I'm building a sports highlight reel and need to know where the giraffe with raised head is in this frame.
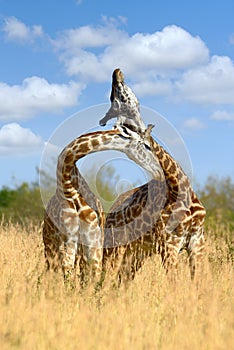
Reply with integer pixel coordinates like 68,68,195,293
99,70,206,283
42,126,163,285
99,68,151,136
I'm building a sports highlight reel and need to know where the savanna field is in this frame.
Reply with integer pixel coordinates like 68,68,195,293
0,220,233,350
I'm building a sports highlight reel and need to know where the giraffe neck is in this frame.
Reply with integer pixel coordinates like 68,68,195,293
150,137,192,202
56,129,163,202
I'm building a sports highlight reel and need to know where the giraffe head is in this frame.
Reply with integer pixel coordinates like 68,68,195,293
116,124,164,181
112,68,125,88
99,68,147,136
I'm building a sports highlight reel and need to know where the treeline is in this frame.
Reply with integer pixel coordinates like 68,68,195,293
0,173,234,229
0,182,44,225
196,175,234,227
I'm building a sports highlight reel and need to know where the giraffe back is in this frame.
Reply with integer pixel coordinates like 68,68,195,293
104,179,168,248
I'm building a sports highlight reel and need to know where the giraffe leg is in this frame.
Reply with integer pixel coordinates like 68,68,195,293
188,229,205,280
78,219,104,286
81,246,103,285
59,236,78,280
102,246,127,288
120,249,137,284
112,246,127,286
42,221,61,272
44,241,60,272
55,208,80,282
161,240,180,280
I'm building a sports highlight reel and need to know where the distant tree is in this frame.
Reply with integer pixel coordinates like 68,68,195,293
197,175,234,225
0,182,44,225
38,161,128,212
83,165,137,212
37,162,57,205
3,167,233,230
0,163,134,226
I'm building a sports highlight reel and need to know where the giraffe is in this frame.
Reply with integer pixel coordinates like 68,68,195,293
42,164,104,285
42,126,164,285
102,124,206,285
98,69,206,283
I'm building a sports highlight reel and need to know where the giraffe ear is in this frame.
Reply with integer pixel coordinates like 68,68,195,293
147,123,155,131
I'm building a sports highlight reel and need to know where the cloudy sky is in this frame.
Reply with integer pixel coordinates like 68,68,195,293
0,0,234,189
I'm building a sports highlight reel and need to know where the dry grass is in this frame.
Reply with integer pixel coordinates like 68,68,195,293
0,221,233,350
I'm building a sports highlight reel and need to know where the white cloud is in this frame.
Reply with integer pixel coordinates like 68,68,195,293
183,118,205,130
0,123,44,155
53,20,234,106
0,77,85,121
132,79,173,97
210,110,234,121
110,25,208,72
3,17,234,108
175,56,234,104
54,24,209,83
54,22,126,51
2,16,43,43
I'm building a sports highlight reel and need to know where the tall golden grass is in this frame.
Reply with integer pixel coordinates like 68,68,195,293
0,221,233,350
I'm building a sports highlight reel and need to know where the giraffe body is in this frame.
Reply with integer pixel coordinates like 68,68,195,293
42,128,163,284
102,130,206,284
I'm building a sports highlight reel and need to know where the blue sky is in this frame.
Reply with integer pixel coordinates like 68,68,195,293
0,0,234,190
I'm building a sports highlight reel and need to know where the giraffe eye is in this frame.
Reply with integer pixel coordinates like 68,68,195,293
144,143,151,151
119,126,131,138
